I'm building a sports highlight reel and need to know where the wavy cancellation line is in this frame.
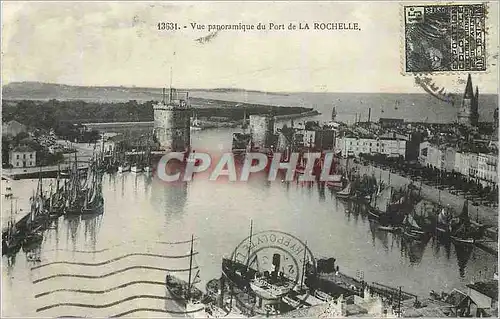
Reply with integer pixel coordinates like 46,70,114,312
32,265,199,284
35,280,165,298
36,294,204,313
32,252,199,270
54,307,206,318
43,238,199,254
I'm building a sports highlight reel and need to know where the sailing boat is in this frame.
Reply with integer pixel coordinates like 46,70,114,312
131,149,143,173
2,200,21,256
402,211,425,239
450,201,483,244
165,235,204,311
436,207,453,234
336,179,353,199
23,195,44,250
66,155,86,215
81,160,104,215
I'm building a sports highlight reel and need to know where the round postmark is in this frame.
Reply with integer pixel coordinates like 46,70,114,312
413,74,461,106
222,230,316,316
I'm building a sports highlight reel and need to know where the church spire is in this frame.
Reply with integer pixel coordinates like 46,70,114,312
463,74,474,99
475,86,479,99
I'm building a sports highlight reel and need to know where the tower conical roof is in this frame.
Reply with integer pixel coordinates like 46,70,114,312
463,74,474,99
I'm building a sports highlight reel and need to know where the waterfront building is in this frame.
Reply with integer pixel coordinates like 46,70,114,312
249,114,275,150
9,145,36,168
421,141,498,187
477,153,498,187
466,280,498,317
153,88,191,152
2,120,27,137
454,151,471,176
457,74,479,126
336,136,406,158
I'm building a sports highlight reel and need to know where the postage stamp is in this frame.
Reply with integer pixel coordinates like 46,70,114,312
404,3,487,73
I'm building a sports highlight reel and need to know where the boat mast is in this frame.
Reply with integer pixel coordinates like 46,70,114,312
187,234,194,300
246,220,253,271
300,240,308,290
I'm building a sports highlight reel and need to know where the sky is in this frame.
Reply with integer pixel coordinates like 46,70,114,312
1,1,499,93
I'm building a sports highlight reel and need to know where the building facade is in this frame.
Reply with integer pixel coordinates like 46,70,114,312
422,142,498,187
336,136,406,158
477,153,498,187
9,146,36,168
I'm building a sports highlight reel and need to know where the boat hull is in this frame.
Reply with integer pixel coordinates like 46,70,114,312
450,236,475,244
81,199,104,215
131,166,143,173
165,274,204,310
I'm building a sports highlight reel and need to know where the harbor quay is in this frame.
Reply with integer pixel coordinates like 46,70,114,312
346,160,499,231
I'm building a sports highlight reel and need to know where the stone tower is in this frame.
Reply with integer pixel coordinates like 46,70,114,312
153,88,191,152
249,114,275,150
457,74,479,126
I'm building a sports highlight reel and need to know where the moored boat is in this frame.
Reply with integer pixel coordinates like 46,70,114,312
131,165,143,173
336,181,353,199
118,164,131,173
165,235,205,311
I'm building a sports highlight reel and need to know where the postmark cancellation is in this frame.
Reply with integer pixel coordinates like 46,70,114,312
404,3,487,73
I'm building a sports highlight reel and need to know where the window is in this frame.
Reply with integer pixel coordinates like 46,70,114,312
30,161,33,166
30,154,33,159
16,162,19,166
23,154,26,159
16,154,19,159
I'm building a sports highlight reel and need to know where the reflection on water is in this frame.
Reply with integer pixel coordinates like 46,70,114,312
454,242,474,279
401,235,431,265
1,152,497,316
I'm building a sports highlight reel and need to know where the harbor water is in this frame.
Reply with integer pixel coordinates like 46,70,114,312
2,128,497,317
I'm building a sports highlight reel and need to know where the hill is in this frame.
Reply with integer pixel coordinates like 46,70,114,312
2,82,288,102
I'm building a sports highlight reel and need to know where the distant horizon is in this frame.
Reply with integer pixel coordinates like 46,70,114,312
3,80,499,96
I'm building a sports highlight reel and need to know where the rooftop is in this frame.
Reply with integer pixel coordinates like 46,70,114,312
11,145,35,153
467,280,498,300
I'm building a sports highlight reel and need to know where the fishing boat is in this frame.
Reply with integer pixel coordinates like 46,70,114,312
165,235,205,311
449,201,483,244
2,201,21,256
118,163,131,173
65,159,85,215
378,225,401,232
22,199,44,250
47,167,66,218
336,181,353,199
81,161,104,215
131,164,143,173
436,208,453,234
368,185,392,219
325,174,343,190
402,213,425,238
